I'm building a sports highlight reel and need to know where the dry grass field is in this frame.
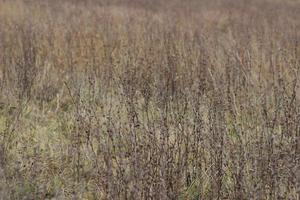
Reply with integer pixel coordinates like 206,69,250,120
0,0,299,199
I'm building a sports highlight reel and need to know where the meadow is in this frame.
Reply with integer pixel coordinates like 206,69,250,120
0,0,299,199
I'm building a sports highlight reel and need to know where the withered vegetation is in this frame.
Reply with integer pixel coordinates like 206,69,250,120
0,0,299,199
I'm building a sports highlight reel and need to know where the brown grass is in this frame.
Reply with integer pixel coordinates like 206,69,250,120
0,0,299,199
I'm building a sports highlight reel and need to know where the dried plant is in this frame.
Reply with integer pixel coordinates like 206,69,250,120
0,0,299,199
